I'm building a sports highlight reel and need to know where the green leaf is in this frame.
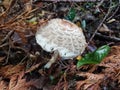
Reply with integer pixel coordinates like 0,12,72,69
26,17,37,25
65,8,76,21
77,45,110,68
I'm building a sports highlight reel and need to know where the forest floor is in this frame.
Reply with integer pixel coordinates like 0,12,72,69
0,0,120,90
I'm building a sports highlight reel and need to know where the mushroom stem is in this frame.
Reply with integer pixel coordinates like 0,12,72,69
44,50,59,69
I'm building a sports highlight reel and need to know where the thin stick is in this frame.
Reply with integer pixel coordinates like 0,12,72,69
96,32,120,42
96,0,105,8
1,30,14,44
107,4,120,21
87,0,113,45
3,39,11,65
0,0,14,17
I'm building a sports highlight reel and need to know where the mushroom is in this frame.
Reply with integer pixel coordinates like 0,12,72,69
35,18,86,68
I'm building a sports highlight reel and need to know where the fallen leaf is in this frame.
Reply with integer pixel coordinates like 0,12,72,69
76,73,104,90
77,45,110,67
25,63,41,73
2,0,11,9
0,80,8,90
8,72,48,90
0,64,25,78
107,19,116,23
76,46,120,89
65,8,76,21
0,56,6,63
99,24,113,32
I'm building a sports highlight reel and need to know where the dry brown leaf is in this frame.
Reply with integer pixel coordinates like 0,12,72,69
25,3,32,13
76,46,120,89
25,63,41,73
109,46,120,55
2,0,12,9
107,19,116,23
86,84,101,90
0,0,37,44
0,64,25,78
99,24,113,32
8,72,47,90
100,46,120,71
8,72,28,90
0,56,6,63
76,73,104,90
99,46,120,88
0,80,8,90
16,32,27,43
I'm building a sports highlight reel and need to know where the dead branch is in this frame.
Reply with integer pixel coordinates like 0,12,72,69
96,32,120,42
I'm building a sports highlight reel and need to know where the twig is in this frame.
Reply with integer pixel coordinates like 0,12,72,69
87,0,113,45
0,0,14,17
54,68,69,90
107,4,120,21
95,32,120,42
96,0,105,8
0,30,14,44
0,42,9,48
20,53,29,64
3,39,11,65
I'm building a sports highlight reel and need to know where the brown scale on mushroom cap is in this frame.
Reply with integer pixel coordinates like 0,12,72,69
36,18,87,59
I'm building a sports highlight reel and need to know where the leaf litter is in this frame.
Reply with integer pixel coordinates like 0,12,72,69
0,0,120,90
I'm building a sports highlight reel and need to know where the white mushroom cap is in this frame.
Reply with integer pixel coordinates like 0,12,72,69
35,18,86,59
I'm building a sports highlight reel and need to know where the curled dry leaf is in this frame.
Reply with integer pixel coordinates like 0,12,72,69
98,24,113,33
